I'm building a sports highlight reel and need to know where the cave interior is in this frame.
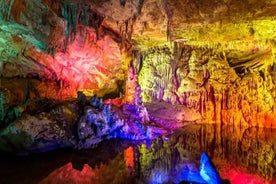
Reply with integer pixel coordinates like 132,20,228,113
0,0,276,183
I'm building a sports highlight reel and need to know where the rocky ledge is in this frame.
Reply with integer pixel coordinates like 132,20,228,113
0,93,169,155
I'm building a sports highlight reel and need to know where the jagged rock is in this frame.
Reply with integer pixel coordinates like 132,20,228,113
0,0,127,99
0,94,166,154
0,112,76,154
136,41,276,127
77,104,124,149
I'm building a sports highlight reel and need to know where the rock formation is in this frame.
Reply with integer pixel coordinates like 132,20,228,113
1,0,276,128
0,2,276,184
0,0,276,152
0,93,173,154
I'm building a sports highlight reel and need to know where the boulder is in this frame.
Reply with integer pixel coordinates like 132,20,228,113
0,113,75,155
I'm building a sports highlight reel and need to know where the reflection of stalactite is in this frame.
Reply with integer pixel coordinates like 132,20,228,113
124,146,135,176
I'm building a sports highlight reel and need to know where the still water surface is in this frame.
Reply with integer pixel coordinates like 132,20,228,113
0,124,275,184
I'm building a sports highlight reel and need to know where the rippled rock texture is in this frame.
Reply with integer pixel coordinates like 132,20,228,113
0,0,135,99
138,42,276,127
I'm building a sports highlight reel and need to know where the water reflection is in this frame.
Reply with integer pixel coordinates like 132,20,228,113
0,124,275,184
137,124,276,183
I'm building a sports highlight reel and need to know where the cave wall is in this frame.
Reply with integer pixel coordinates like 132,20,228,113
132,0,276,128
137,41,276,127
1,0,276,127
0,0,142,100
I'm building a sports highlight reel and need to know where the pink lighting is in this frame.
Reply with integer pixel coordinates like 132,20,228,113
25,25,126,99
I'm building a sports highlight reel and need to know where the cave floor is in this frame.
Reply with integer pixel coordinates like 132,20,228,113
146,101,202,130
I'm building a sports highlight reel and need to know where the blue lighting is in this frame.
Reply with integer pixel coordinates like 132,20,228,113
150,170,169,184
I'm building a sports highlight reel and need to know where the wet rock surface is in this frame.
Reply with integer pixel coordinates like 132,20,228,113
0,94,170,154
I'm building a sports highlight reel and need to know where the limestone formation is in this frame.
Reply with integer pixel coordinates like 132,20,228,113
0,2,276,184
0,94,170,154
0,0,276,151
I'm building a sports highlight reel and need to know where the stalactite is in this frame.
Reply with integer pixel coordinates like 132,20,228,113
119,0,126,7
137,42,275,126
0,90,5,122
60,3,104,47
163,0,173,41
60,2,79,45
0,0,14,20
